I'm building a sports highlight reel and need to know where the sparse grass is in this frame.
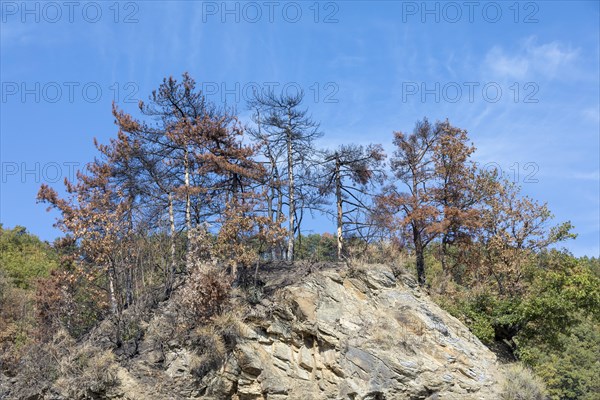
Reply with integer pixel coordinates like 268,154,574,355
55,342,119,398
8,331,67,396
188,310,247,378
345,240,408,266
188,325,227,377
500,363,548,400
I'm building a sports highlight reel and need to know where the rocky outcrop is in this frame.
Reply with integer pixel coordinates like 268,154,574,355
2,263,505,399
195,263,503,399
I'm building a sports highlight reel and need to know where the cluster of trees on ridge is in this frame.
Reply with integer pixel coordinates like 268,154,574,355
37,73,575,303
2,73,599,399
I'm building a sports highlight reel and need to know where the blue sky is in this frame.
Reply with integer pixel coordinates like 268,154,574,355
1,1,599,256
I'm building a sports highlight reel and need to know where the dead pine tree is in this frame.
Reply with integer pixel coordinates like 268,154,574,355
248,90,321,261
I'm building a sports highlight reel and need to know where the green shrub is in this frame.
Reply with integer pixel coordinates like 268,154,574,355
0,225,58,288
469,313,496,344
434,251,600,399
519,317,600,400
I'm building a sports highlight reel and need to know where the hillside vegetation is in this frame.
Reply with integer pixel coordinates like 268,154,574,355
1,73,598,399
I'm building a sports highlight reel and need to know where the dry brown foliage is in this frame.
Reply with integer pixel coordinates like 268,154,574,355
54,339,119,398
178,265,233,327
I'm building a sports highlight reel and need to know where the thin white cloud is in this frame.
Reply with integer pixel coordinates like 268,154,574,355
328,55,366,69
485,47,529,79
581,106,600,124
571,170,600,181
485,37,579,79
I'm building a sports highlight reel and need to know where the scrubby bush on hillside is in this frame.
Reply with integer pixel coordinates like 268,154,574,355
9,329,75,398
178,265,232,326
521,316,600,400
0,270,36,372
55,342,119,399
0,225,58,288
433,250,600,400
501,363,548,400
188,311,245,378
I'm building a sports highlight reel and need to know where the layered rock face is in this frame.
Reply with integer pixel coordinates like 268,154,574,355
2,263,504,399
198,264,503,399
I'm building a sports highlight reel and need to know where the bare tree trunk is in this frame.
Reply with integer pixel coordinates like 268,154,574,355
108,265,119,315
410,175,427,287
441,234,448,273
276,185,284,259
167,192,176,293
124,194,134,307
267,179,277,260
286,130,295,261
297,224,302,258
184,148,193,270
107,265,123,346
126,268,133,307
413,226,426,287
231,262,238,281
335,155,343,260
415,245,426,287
141,262,146,288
